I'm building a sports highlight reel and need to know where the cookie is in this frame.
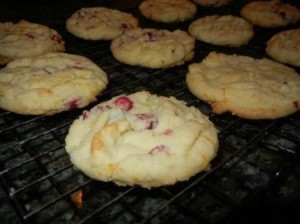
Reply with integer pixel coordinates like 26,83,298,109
240,0,300,28
139,0,197,23
0,53,108,115
65,91,218,188
186,52,300,119
0,20,65,65
193,0,232,7
66,7,139,40
110,28,195,68
188,15,254,47
266,28,300,67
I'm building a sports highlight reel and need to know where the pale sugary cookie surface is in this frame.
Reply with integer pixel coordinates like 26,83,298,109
186,52,300,119
0,20,65,64
266,28,300,67
240,0,300,28
139,0,197,23
188,15,254,47
66,7,139,40
65,91,218,188
0,53,108,115
193,0,232,7
110,28,195,68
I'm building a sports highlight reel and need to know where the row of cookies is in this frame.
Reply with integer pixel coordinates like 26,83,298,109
0,0,299,189
0,0,300,119
65,0,299,189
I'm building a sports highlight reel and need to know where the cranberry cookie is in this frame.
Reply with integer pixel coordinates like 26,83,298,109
0,53,108,115
188,15,254,47
66,7,139,40
110,28,195,68
240,0,300,28
139,0,197,23
65,91,218,188
186,52,300,119
266,28,300,67
0,20,65,65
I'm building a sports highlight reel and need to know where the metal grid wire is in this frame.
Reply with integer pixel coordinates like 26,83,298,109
1,0,300,223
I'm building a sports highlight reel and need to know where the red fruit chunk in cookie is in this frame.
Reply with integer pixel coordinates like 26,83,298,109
149,145,170,155
65,98,81,109
82,111,89,120
163,129,173,135
145,32,154,41
51,34,63,44
114,96,133,111
137,114,158,129
25,32,35,39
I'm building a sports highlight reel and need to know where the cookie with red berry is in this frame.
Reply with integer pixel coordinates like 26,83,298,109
188,15,254,47
240,0,300,28
65,91,218,188
0,52,108,115
110,28,195,68
139,0,197,23
0,20,65,65
66,7,139,40
186,52,300,119
266,28,300,67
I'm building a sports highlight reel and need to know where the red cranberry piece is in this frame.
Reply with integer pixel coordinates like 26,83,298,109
145,32,154,41
65,98,80,110
82,111,89,120
137,114,158,130
163,129,173,135
51,34,63,43
149,145,169,155
25,33,34,39
114,96,133,111
121,23,128,29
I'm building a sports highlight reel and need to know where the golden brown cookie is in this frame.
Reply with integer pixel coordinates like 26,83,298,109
186,52,300,119
0,20,65,65
240,0,300,28
266,28,300,67
66,7,139,40
139,0,197,23
0,53,108,115
65,91,219,188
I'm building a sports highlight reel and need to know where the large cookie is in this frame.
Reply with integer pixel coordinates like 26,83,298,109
0,53,108,115
186,52,300,119
66,7,139,40
0,20,65,65
240,0,300,28
65,91,219,188
110,28,195,68
139,0,197,23
266,28,300,67
188,15,254,47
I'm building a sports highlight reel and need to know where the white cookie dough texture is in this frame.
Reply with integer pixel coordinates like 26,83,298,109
65,91,219,188
240,0,300,28
66,7,139,40
266,28,300,67
193,0,232,7
139,0,197,23
186,52,300,119
0,53,108,115
111,28,195,68
188,15,254,47
0,20,65,65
